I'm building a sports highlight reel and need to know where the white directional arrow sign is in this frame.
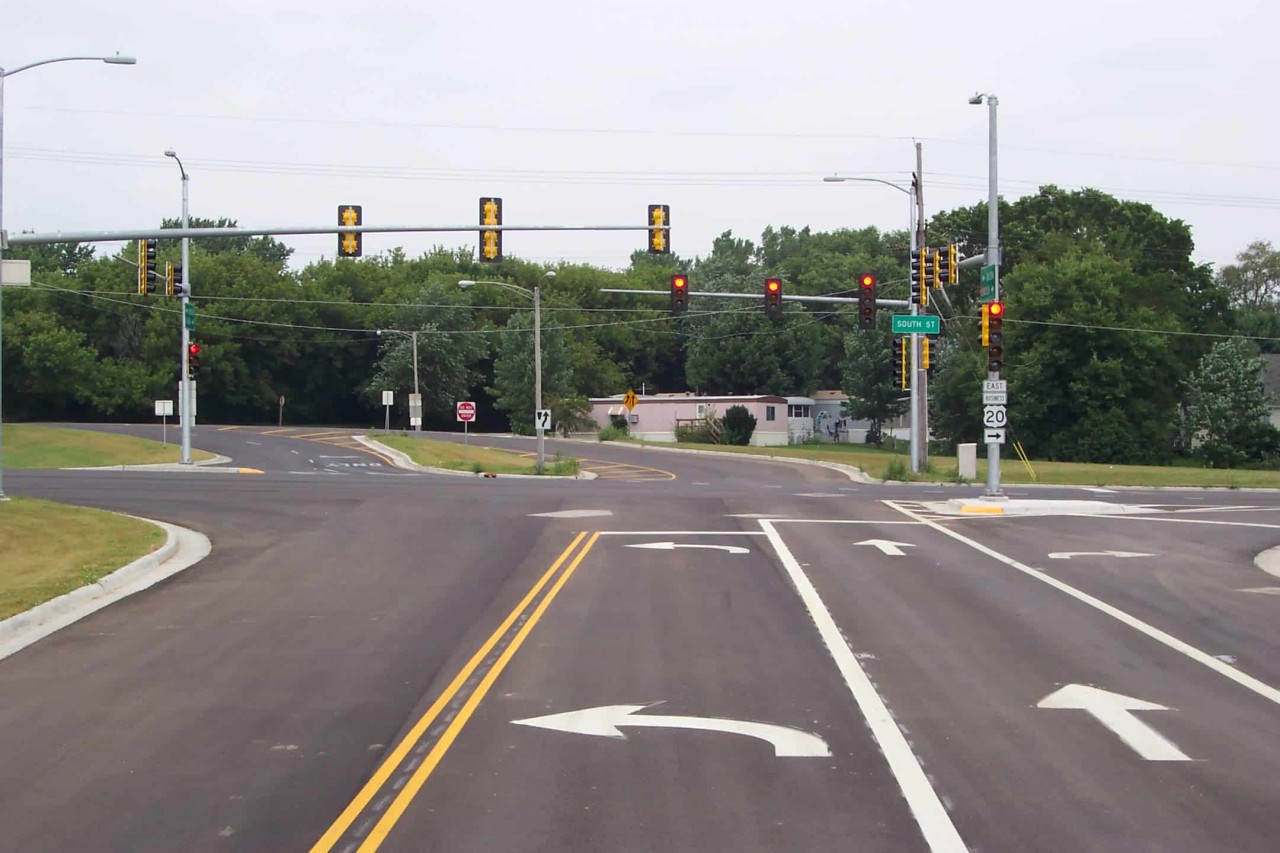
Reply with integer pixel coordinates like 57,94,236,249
626,542,749,555
854,539,915,557
512,704,830,757
1037,684,1190,761
1047,550,1155,560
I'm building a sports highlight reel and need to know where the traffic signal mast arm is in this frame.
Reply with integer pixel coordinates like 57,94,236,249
599,288,913,307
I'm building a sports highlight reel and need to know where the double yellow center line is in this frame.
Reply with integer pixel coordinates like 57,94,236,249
311,531,600,852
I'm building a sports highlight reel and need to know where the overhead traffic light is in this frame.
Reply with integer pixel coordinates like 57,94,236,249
338,205,363,258
986,301,1005,374
857,273,877,330
166,262,185,297
670,273,689,314
137,239,157,294
930,249,942,289
937,244,957,285
921,336,931,370
647,204,670,254
909,249,928,306
891,335,907,389
478,197,502,262
187,343,201,379
764,277,783,319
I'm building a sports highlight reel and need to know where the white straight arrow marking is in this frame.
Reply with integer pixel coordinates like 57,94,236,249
512,704,829,757
855,539,915,556
1037,684,1190,761
626,542,749,555
1047,550,1155,560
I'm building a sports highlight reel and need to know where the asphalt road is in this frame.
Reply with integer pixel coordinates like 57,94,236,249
2,425,1278,851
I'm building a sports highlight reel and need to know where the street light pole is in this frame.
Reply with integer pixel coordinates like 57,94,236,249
458,272,553,470
165,149,192,464
971,92,1002,496
823,172,923,470
0,53,136,500
377,329,421,431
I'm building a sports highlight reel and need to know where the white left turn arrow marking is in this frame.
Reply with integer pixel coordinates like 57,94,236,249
1038,684,1190,761
512,703,830,757
626,542,749,555
854,539,915,556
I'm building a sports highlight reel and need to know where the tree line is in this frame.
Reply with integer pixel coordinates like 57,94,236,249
4,187,1278,467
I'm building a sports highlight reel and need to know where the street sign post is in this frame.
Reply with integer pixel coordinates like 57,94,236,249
891,314,940,335
382,390,393,431
457,400,476,456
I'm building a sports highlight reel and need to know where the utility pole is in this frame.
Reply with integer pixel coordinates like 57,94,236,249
913,142,928,474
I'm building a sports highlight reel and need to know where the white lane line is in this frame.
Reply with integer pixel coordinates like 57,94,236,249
596,530,766,536
759,520,968,852
1079,514,1280,530
886,502,1280,708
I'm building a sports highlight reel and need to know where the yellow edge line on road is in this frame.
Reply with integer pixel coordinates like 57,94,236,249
217,426,240,432
309,531,590,853
237,468,264,474
960,506,1004,514
260,427,296,435
359,531,601,851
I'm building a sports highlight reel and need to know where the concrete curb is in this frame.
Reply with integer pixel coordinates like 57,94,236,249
934,498,1163,517
63,453,260,473
0,517,213,662
581,440,880,484
355,436,597,480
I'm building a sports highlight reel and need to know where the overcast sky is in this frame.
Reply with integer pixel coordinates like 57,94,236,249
4,0,1278,276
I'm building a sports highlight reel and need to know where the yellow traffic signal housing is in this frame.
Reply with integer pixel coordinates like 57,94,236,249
479,197,503,262
648,204,670,254
338,205,363,257
930,249,942,289
943,243,958,284
921,336,931,369
137,240,149,294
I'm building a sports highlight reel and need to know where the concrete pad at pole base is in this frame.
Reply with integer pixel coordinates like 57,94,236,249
936,499,1160,517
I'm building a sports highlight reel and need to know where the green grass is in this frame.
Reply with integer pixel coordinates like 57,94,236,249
3,424,215,468
618,437,1280,488
378,434,580,476
0,497,166,620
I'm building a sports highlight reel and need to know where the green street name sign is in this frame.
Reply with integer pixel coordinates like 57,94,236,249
891,314,940,335
980,264,997,301
184,302,196,331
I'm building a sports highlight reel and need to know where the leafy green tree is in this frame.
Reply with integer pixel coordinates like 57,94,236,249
487,311,572,434
1006,248,1184,463
840,316,907,443
1218,241,1280,310
1182,338,1279,467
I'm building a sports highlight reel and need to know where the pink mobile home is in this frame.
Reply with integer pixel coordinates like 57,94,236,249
589,393,799,446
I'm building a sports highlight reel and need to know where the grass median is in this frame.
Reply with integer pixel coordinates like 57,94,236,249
0,497,166,621
377,434,580,476
4,423,215,468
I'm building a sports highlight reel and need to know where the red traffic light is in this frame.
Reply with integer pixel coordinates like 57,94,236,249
988,301,1004,317
766,278,781,294
673,275,687,291
860,274,876,289
188,343,201,355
